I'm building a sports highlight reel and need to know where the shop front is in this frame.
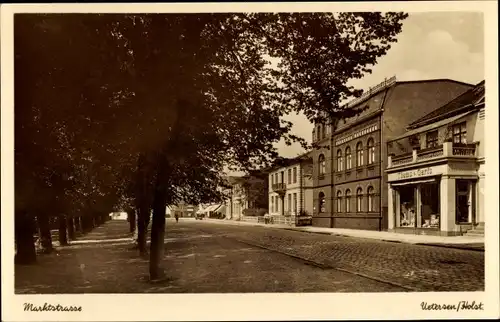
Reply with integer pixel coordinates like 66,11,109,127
387,163,479,236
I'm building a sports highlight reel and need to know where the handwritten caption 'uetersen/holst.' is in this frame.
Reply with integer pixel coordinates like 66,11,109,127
421,301,484,312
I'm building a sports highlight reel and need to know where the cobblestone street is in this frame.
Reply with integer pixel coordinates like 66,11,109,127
16,219,484,293
193,220,485,292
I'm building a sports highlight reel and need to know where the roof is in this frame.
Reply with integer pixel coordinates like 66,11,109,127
388,110,476,142
408,80,485,129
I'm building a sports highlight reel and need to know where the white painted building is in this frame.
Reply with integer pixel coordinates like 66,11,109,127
268,153,314,223
386,81,485,236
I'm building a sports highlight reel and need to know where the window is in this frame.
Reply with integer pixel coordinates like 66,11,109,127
336,191,342,212
367,138,375,164
367,186,374,212
426,130,439,148
312,129,316,142
337,149,343,171
288,194,292,213
293,167,297,184
356,142,364,167
452,122,467,144
345,147,352,170
274,173,278,184
317,125,322,140
318,154,326,176
288,169,292,184
293,193,297,213
345,189,351,212
321,124,326,139
319,192,326,213
271,175,274,185
356,188,363,212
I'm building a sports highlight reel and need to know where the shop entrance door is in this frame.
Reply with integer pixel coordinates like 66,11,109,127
456,180,471,223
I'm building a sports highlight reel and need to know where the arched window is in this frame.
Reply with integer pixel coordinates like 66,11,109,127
318,154,326,176
319,192,326,213
367,186,375,212
345,189,351,213
345,146,352,170
337,149,343,171
356,142,364,167
336,190,342,212
367,138,375,164
356,187,363,212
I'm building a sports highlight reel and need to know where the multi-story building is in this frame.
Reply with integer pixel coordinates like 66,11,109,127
223,171,269,220
386,80,485,236
268,153,313,223
170,201,197,218
311,76,473,230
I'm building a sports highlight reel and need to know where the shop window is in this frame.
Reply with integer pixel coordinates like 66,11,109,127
367,186,375,212
336,191,342,212
356,142,364,167
452,122,467,144
318,192,326,213
345,189,351,212
337,149,343,171
426,130,439,148
367,138,375,164
345,146,352,170
356,188,363,212
293,167,297,184
420,182,440,228
318,154,326,176
398,186,416,227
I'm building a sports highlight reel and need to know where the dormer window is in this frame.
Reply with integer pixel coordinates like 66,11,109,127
452,122,467,144
426,130,439,148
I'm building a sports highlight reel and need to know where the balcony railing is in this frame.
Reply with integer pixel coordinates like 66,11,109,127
388,142,477,168
272,183,287,192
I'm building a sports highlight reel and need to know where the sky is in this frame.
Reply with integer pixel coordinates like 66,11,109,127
275,11,485,159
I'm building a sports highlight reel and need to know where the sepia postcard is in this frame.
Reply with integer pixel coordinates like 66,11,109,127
1,1,499,321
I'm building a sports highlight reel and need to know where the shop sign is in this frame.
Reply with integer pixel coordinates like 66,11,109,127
397,167,433,180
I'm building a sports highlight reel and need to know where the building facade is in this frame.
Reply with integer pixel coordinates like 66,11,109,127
268,154,313,222
311,76,473,230
223,172,269,220
386,81,485,236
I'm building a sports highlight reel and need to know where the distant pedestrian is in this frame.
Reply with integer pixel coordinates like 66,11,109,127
175,213,179,223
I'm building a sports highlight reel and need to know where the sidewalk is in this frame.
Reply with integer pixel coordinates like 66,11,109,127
199,218,485,251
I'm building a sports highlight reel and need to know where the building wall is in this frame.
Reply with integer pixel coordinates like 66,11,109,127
311,79,472,231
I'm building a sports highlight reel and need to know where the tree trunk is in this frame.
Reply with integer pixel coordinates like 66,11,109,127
149,186,167,281
58,214,68,246
15,211,37,265
67,216,76,240
129,210,137,233
37,214,54,253
137,205,149,256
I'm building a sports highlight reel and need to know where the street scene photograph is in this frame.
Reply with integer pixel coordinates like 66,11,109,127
8,8,491,299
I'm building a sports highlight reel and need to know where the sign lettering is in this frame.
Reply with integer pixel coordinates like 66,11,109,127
397,167,433,180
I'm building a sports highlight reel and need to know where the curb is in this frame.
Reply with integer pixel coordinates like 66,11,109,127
415,243,485,252
199,219,485,251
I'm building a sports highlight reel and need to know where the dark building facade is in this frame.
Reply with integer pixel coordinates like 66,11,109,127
311,76,473,230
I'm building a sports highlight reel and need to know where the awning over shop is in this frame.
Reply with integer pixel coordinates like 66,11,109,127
388,110,475,143
390,178,437,187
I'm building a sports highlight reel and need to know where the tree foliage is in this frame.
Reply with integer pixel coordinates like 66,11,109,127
14,12,408,271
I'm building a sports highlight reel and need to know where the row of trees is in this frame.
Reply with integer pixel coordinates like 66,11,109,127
15,12,408,280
